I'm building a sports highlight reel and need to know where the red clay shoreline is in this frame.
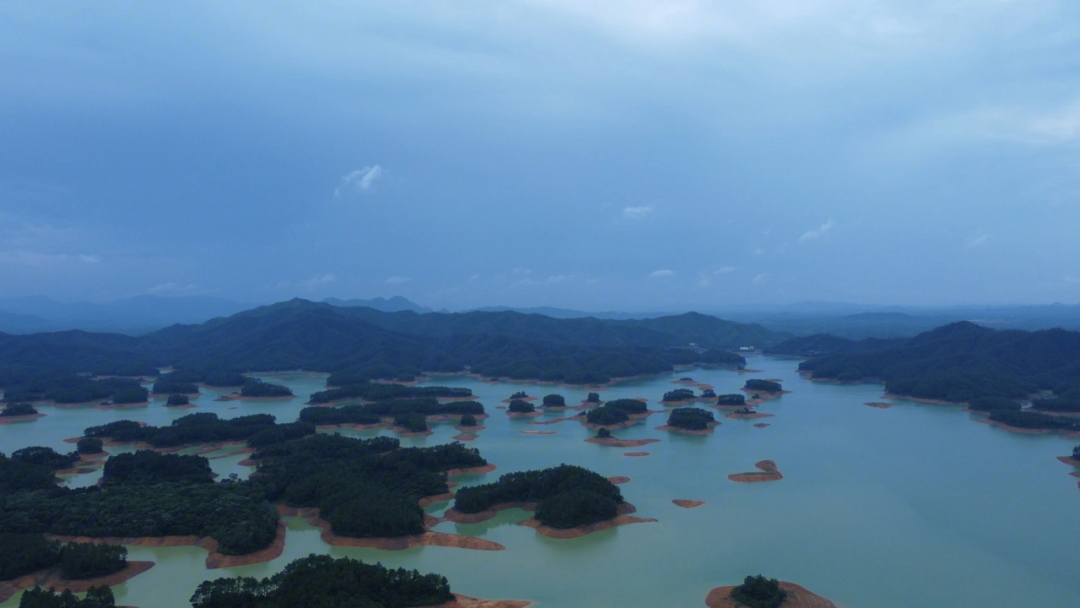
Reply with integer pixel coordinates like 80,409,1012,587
584,437,661,448
728,460,783,483
443,502,654,539
0,561,155,604
705,582,836,608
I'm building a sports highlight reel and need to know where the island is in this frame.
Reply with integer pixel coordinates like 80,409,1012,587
585,392,601,403
0,535,153,604
581,404,633,429
657,407,718,434
541,394,566,408
715,393,747,407
728,460,783,482
507,399,539,417
239,380,294,398
165,394,190,407
705,574,837,608
0,402,45,423
444,464,655,538
584,427,661,448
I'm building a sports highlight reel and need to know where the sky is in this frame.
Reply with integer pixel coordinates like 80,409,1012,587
2,0,1080,311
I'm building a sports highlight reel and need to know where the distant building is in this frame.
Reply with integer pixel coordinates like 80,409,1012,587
739,346,755,352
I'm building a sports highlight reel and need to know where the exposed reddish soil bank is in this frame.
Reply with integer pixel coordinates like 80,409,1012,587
864,402,896,409
607,476,631,485
427,594,532,608
740,389,790,402
48,521,288,570
753,423,771,428
882,393,961,406
316,423,387,432
672,499,705,509
418,492,456,508
501,396,538,403
443,502,538,524
705,582,837,608
0,561,155,603
507,411,544,419
456,424,486,432
528,417,573,425
445,463,498,476
1057,456,1080,467
580,419,639,431
585,437,661,448
655,422,720,435
520,430,556,435
623,452,650,457
724,412,774,420
453,433,480,441
518,503,656,539
279,504,504,551
728,460,783,483
0,413,46,424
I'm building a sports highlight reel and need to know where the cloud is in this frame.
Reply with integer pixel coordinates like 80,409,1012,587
384,276,411,284
648,269,674,279
965,232,990,249
798,219,835,242
300,273,336,290
0,251,101,267
751,273,770,285
714,266,736,274
622,206,653,220
334,165,384,196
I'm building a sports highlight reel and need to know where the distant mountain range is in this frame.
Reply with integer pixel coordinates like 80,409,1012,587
0,299,775,388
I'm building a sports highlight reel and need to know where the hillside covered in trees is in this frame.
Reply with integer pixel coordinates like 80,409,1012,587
794,322,1080,413
0,300,774,394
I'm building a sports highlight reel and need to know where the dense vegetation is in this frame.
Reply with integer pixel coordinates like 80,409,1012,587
308,382,472,405
76,438,102,455
299,398,483,427
189,554,453,608
507,399,534,413
662,388,696,402
253,434,485,538
453,464,623,528
604,399,648,414
716,393,746,406
153,369,250,391
595,428,612,439
987,410,1080,431
510,391,528,399
0,534,126,582
298,405,381,426
459,413,477,427
19,586,116,608
102,451,213,486
586,392,600,403
744,379,782,392
797,323,1080,408
542,394,565,406
239,381,292,398
0,302,767,392
1,374,148,406
584,405,630,426
666,407,715,430
393,412,428,433
84,413,315,449
166,394,190,406
1,403,37,416
730,575,788,608
1030,398,1080,413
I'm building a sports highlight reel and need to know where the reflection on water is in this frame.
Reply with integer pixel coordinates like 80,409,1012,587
3,359,1079,607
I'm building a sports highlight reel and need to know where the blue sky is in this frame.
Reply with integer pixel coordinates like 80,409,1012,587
3,1,1080,310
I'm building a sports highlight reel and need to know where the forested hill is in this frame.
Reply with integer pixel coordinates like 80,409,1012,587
796,321,1080,402
0,300,784,389
765,334,903,357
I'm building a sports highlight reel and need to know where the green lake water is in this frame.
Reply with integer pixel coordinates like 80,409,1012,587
2,357,1078,608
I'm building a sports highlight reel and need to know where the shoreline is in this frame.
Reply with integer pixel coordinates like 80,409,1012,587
444,502,655,539
279,505,505,551
0,413,46,424
724,412,773,420
705,582,837,608
672,499,705,508
431,594,532,608
584,437,661,448
46,520,287,570
0,561,155,604
728,460,783,483
655,421,720,435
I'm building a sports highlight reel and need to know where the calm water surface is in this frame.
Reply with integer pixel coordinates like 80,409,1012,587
2,357,1078,608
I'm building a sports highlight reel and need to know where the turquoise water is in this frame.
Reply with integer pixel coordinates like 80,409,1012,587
2,358,1078,607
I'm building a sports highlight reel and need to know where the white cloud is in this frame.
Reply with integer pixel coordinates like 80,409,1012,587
384,276,411,284
696,274,711,288
751,273,770,285
0,251,101,267
334,165,384,196
965,232,990,249
300,273,336,290
714,266,736,274
622,206,653,220
648,269,675,279
798,219,835,242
